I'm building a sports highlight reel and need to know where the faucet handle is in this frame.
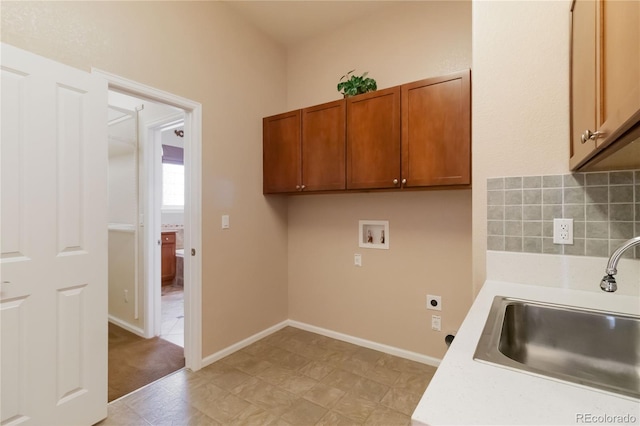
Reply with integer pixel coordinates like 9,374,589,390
600,274,617,293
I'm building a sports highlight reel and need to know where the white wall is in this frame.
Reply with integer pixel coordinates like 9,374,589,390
286,1,473,360
472,0,572,292
2,1,290,357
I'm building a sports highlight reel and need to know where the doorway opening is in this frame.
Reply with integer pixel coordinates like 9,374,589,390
97,68,203,401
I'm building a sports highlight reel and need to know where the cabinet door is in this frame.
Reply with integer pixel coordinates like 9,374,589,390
402,70,471,187
570,0,598,169
302,100,346,191
161,232,176,283
597,0,640,148
347,87,401,189
263,110,301,193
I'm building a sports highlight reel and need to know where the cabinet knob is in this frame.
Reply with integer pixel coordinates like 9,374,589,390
393,179,399,185
402,178,407,185
301,185,306,190
295,185,301,190
581,129,604,144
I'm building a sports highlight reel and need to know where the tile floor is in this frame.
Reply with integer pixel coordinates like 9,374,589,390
161,285,184,347
100,326,437,425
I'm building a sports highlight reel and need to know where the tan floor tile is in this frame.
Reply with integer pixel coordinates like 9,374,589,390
227,403,279,426
121,386,181,421
209,366,253,392
261,327,300,347
132,397,201,425
293,330,330,345
315,410,359,426
366,406,411,426
158,369,212,394
348,377,390,403
298,361,335,381
279,373,319,396
324,338,360,354
280,399,327,425
97,401,151,426
322,349,354,366
380,387,423,416
270,418,294,426
257,366,318,396
392,371,433,393
376,354,438,375
351,347,384,364
320,369,361,392
303,382,346,409
257,365,295,386
195,392,250,423
104,327,434,426
221,350,273,375
181,381,228,406
239,338,273,357
232,377,298,416
365,365,402,387
150,404,221,426
265,346,311,371
332,394,378,423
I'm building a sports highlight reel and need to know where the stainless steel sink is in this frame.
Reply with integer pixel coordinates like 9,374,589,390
474,296,640,399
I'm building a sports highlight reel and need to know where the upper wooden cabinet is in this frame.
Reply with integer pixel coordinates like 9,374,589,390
263,101,346,194
263,110,300,193
402,71,471,187
570,0,640,170
346,87,401,190
263,70,472,194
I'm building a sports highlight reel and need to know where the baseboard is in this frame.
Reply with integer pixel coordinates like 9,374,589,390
108,315,145,338
200,318,441,369
287,320,441,368
201,320,289,368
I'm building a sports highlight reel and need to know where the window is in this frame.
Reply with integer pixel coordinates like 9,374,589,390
162,143,184,209
162,163,184,208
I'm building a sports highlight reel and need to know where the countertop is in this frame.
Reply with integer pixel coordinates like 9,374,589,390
412,279,640,426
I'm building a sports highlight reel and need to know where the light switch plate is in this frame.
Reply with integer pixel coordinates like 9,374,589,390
222,215,230,229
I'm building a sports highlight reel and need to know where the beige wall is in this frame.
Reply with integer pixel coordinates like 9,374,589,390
472,0,571,292
1,1,290,357
285,1,473,359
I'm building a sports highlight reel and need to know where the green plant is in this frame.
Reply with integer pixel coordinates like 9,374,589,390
337,70,377,97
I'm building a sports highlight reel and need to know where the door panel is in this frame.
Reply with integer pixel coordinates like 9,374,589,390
402,71,471,187
1,43,108,426
347,87,401,189
302,100,346,191
263,110,301,193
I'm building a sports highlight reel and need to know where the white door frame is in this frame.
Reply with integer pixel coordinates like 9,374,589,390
92,68,203,372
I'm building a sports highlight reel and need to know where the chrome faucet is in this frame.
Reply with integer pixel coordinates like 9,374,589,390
600,236,640,292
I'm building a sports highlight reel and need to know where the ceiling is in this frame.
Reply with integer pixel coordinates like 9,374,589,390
223,1,399,47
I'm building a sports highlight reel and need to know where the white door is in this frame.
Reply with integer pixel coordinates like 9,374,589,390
1,43,108,425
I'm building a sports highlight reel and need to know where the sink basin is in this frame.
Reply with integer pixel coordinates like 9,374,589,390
474,296,640,399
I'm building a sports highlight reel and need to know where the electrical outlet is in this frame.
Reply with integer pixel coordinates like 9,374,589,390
431,315,441,331
427,295,442,311
553,218,574,244
124,289,129,303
